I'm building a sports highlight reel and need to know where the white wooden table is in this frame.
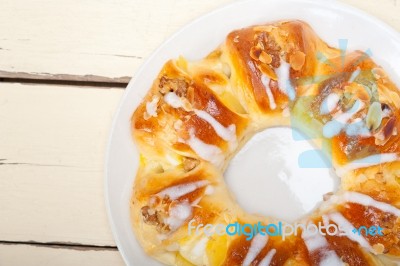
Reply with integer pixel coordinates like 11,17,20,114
1,0,399,265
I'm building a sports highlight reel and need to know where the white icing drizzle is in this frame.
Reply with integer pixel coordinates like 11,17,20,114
302,225,329,252
301,222,342,264
242,234,269,266
323,100,364,138
258,249,276,266
319,251,344,266
194,109,237,150
349,67,361,83
185,128,224,166
164,92,184,108
336,191,400,216
336,153,399,175
276,60,296,100
345,119,371,137
146,96,159,117
328,212,374,253
320,93,339,115
261,74,277,110
157,180,209,200
165,201,192,231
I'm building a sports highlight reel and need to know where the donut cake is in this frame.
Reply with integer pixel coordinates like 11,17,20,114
130,20,400,265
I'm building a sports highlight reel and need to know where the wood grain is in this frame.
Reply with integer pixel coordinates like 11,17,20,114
1,0,400,263
0,0,232,83
0,83,123,246
1,0,398,83
0,244,124,266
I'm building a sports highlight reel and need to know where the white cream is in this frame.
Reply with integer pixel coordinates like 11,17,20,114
146,96,159,117
336,153,399,176
258,249,276,266
349,67,361,83
165,201,192,231
261,74,277,110
323,100,364,138
328,212,373,253
242,234,269,266
338,191,400,216
276,60,296,101
164,92,184,108
185,128,224,167
320,93,340,115
157,180,209,200
194,109,237,150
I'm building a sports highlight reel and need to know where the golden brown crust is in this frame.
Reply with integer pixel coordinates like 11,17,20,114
130,20,400,265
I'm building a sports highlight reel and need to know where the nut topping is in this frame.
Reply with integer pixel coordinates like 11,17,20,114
366,102,383,131
289,50,305,71
259,51,272,64
182,157,200,172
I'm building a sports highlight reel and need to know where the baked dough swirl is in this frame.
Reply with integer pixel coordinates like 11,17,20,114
130,20,400,265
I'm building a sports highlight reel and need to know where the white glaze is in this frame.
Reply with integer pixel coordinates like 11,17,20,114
339,191,400,216
320,93,339,115
164,92,184,108
185,128,224,166
328,212,373,253
157,180,209,200
261,74,277,110
194,109,237,150
242,233,269,266
301,222,342,264
319,251,344,266
336,153,399,175
165,201,192,231
349,67,361,83
276,60,296,100
258,249,276,266
146,96,159,117
323,100,364,138
301,225,329,251
345,119,371,137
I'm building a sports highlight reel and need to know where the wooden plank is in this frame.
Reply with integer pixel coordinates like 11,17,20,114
1,0,398,83
341,0,400,29
0,0,232,82
0,83,124,246
0,244,124,266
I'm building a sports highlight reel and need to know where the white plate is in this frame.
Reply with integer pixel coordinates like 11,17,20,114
105,0,400,265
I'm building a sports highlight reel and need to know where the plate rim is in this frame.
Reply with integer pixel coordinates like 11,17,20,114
104,0,400,265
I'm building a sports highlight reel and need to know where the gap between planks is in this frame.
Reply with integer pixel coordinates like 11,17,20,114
0,70,129,88
0,240,117,251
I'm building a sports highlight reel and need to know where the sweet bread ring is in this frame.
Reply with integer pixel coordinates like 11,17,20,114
130,20,400,265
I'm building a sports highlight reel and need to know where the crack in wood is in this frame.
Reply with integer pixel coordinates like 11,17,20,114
0,70,130,88
0,159,75,168
77,52,143,59
0,240,118,251
112,54,143,59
